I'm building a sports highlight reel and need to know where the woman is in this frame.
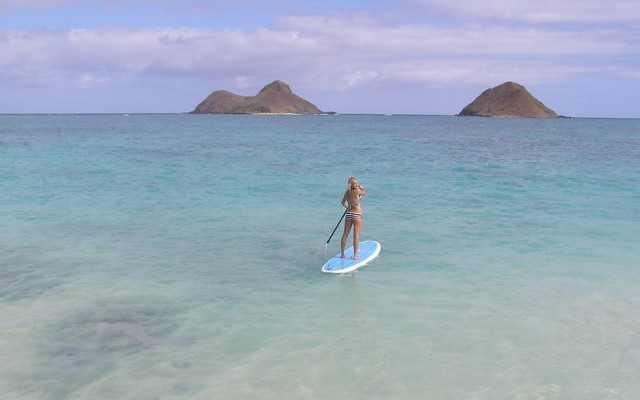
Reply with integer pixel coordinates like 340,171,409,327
340,177,366,259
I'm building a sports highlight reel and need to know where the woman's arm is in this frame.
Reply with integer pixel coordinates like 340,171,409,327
341,190,349,208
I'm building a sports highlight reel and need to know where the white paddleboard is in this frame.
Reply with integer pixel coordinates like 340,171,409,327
321,241,381,274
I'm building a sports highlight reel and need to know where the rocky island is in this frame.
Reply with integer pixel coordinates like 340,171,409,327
192,80,324,114
458,82,558,118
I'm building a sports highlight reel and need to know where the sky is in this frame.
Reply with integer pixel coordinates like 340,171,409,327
1,0,639,117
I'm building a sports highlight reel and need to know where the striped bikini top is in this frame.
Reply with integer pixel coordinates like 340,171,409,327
348,195,361,209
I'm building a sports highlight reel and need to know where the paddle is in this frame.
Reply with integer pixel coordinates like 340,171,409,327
322,209,348,254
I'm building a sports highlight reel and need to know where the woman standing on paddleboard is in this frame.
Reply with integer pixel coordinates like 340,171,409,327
341,177,366,259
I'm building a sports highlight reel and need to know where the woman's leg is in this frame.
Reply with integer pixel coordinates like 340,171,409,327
340,218,353,258
352,217,362,259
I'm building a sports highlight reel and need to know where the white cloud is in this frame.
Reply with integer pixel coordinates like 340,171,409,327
279,15,636,56
76,72,111,88
0,0,81,12
0,10,638,95
234,75,257,89
414,0,640,24
341,70,380,89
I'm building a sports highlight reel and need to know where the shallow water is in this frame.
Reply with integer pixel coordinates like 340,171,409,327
1,114,639,399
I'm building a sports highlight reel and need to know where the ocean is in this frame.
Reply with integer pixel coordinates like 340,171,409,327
1,114,639,399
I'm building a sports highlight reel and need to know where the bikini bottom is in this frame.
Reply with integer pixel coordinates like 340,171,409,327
345,212,362,221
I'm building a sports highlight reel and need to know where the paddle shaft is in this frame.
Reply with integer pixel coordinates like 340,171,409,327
326,208,348,245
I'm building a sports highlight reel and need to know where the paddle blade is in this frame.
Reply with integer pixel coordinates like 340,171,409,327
322,243,329,254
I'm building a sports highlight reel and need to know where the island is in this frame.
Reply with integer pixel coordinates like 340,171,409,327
457,82,559,118
191,80,324,114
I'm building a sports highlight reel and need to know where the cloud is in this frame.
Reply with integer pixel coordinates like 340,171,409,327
0,10,638,95
414,0,640,24
0,0,81,12
278,15,636,56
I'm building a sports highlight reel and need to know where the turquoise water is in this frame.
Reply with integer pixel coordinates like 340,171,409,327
1,114,639,399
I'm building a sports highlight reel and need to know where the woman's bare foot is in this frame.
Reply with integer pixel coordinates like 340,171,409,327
341,253,346,258
353,255,360,260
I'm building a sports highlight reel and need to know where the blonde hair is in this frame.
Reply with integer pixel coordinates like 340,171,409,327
347,177,358,190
